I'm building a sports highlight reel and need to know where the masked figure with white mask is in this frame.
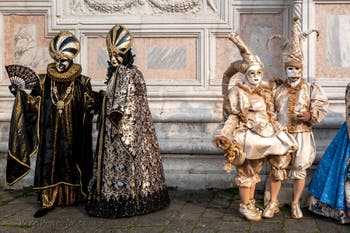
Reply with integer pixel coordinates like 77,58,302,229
263,17,328,219
213,32,297,221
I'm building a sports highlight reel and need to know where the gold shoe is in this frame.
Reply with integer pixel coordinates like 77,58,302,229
249,199,262,216
291,202,303,219
239,203,262,221
262,201,280,218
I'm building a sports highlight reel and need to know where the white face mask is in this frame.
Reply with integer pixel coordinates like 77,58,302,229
245,65,263,87
286,66,302,83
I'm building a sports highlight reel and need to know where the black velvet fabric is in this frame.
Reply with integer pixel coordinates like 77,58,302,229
6,71,94,197
6,90,38,185
33,74,94,194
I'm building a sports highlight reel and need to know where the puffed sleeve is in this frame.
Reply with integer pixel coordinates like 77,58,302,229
309,82,328,123
109,68,130,128
213,87,241,148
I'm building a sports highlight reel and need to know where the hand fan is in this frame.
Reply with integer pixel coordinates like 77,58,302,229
5,64,39,90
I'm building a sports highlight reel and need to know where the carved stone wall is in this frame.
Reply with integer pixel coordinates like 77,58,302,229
0,0,348,190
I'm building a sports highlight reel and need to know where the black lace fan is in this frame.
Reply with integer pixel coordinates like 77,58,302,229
5,64,39,90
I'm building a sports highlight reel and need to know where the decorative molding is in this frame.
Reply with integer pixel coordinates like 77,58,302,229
312,0,350,3
81,0,202,14
56,0,231,29
292,0,302,31
0,14,3,78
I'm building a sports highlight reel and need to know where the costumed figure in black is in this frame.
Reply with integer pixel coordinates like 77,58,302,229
85,24,170,218
6,31,95,218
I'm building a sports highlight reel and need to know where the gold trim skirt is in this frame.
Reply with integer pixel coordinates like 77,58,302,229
38,184,83,208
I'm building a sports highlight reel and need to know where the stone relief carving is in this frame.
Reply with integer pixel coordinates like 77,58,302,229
69,0,217,15
147,0,201,13
83,0,137,13
14,25,51,70
207,0,217,12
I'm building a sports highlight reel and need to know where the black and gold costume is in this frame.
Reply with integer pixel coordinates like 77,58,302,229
86,24,169,218
86,65,170,218
7,63,94,209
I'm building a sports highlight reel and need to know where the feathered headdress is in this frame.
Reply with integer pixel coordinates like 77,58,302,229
222,32,264,96
49,31,80,61
266,17,319,68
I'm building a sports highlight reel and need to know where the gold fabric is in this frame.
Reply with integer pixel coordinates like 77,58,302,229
227,32,263,73
40,184,83,208
274,80,328,179
274,80,328,133
235,158,264,187
86,65,169,217
49,31,80,61
106,24,132,66
267,17,319,68
223,141,245,172
221,32,263,98
104,66,167,197
215,82,297,160
275,80,328,122
6,91,40,185
267,153,292,181
288,131,316,179
47,63,82,82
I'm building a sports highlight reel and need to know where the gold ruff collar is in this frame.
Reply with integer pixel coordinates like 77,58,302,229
47,63,82,82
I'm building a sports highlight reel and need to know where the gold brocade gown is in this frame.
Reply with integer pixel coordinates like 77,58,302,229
86,65,170,218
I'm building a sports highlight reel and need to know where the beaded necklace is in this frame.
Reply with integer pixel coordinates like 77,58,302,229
47,63,81,116
50,80,74,115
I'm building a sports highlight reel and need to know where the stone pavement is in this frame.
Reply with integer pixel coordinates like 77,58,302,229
0,187,349,233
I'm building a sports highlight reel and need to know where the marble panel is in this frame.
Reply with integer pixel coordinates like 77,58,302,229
134,37,198,80
327,15,350,67
147,47,186,70
88,36,197,82
240,13,284,80
213,36,243,85
315,4,350,79
3,15,51,80
214,13,284,86
86,37,108,82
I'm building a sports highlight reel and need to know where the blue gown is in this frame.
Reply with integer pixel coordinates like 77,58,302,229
308,122,350,223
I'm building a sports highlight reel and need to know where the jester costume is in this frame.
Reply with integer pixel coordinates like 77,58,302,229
213,33,296,221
